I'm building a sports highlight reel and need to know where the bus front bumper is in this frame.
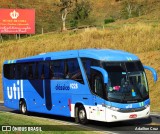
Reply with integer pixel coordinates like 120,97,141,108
105,105,150,122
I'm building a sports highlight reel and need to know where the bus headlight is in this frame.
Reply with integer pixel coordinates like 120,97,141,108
145,105,149,108
107,106,120,111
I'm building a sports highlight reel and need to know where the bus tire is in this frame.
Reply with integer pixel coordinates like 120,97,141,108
78,105,88,124
20,100,28,115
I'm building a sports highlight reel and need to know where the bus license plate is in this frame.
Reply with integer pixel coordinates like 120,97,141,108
129,114,137,118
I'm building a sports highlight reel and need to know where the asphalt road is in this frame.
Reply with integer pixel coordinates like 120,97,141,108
0,103,160,134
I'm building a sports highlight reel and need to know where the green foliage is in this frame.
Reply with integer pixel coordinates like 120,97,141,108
54,0,78,31
58,0,77,13
104,17,115,24
60,0,75,7
73,0,91,20
70,19,78,28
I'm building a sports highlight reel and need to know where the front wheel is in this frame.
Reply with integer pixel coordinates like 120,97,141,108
19,100,28,115
78,106,88,124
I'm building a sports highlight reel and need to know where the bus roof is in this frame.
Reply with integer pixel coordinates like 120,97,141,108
4,49,139,64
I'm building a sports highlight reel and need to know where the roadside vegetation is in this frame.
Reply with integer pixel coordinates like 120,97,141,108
0,111,94,133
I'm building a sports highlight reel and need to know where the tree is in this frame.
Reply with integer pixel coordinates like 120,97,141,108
122,0,144,19
125,0,134,18
54,0,77,31
73,0,91,20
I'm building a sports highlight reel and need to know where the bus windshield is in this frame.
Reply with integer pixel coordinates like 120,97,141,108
102,61,149,103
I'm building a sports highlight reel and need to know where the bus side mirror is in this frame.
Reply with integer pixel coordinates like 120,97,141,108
91,66,108,84
143,65,158,82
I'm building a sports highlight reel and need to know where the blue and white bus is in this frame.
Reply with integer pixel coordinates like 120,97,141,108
2,49,157,124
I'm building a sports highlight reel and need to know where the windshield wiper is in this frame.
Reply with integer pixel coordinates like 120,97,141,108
108,97,124,103
127,100,138,103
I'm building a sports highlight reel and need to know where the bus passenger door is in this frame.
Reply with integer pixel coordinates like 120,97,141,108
90,72,106,121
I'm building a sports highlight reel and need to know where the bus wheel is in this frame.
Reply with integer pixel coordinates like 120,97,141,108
78,105,88,124
20,100,28,115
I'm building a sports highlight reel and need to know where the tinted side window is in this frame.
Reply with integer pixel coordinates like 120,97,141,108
21,64,28,79
90,69,106,99
66,59,84,84
82,58,106,98
28,63,33,79
10,64,16,79
17,64,22,79
3,64,17,79
3,64,11,79
32,62,49,80
3,59,85,83
125,61,144,72
44,62,50,79
52,60,65,79
37,62,45,79
81,58,100,80
81,58,100,84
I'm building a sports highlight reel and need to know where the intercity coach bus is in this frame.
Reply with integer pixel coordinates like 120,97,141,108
2,49,157,124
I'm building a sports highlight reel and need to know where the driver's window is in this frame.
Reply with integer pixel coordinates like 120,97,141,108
95,76,104,97
91,69,105,99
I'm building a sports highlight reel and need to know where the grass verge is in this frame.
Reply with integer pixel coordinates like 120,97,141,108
0,111,96,134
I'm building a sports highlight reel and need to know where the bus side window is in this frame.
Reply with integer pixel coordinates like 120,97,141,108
67,59,84,84
53,60,65,79
11,65,16,79
41,64,45,79
39,62,50,79
44,62,50,79
36,62,44,79
34,63,39,79
3,64,14,79
22,64,28,79
91,69,106,99
64,60,69,79
82,59,91,80
15,64,21,79
28,64,33,79
49,61,54,79
81,58,100,86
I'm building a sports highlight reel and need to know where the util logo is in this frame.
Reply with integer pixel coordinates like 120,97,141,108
7,80,24,100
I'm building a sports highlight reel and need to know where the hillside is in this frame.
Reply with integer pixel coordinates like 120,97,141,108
0,23,160,112
1,0,160,34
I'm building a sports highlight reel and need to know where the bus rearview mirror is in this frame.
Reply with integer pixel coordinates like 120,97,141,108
91,66,108,84
143,65,158,82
